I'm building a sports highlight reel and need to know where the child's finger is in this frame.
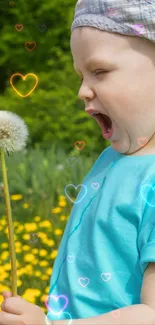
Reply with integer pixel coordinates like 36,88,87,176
1,297,23,315
0,311,21,325
2,292,12,299
2,291,20,300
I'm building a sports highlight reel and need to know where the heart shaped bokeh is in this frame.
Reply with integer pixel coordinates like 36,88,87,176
91,182,100,190
10,73,38,97
67,157,77,167
38,24,47,32
65,184,87,204
45,294,68,316
140,183,155,207
101,272,111,282
67,255,75,263
78,277,90,287
137,137,148,147
46,312,72,325
74,141,85,151
58,312,72,324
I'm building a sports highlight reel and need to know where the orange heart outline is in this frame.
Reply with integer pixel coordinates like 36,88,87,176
25,42,36,52
10,73,38,98
15,24,23,31
74,141,86,150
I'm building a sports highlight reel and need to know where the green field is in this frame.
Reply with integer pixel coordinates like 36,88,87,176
0,144,99,313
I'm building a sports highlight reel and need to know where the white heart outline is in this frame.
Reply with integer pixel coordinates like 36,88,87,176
65,184,87,204
101,272,111,282
78,277,90,287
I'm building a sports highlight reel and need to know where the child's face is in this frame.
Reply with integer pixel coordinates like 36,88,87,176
70,27,155,155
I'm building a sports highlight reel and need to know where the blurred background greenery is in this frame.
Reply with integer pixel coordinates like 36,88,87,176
0,0,109,315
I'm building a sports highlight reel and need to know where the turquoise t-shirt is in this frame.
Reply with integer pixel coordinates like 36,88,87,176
46,146,155,321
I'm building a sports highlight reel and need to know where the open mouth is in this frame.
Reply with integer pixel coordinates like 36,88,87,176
92,112,113,140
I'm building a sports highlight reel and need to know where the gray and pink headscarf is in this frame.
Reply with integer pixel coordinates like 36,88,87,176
71,0,155,43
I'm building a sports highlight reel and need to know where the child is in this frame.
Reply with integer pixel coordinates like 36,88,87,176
1,0,155,324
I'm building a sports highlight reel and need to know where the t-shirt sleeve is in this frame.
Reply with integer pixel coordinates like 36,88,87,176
138,180,155,274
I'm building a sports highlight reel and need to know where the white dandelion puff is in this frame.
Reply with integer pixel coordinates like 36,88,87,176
0,110,29,155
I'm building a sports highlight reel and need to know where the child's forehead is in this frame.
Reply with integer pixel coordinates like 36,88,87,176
71,27,133,57
71,26,155,61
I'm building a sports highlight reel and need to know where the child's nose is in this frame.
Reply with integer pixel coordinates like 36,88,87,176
78,82,94,102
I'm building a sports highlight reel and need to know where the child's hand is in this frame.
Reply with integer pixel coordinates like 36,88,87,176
0,291,46,325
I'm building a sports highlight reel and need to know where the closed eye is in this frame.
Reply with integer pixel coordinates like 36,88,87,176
94,69,108,75
79,70,108,83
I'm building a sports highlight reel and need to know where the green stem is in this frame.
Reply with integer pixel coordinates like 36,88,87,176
0,149,17,296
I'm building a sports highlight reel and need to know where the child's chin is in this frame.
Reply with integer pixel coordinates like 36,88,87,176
110,139,131,155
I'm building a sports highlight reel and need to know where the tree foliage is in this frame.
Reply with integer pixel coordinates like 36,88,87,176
0,0,109,156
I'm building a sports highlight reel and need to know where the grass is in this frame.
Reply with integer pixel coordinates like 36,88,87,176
0,143,99,313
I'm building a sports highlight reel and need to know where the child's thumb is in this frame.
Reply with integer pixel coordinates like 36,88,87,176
2,291,20,299
2,291,12,299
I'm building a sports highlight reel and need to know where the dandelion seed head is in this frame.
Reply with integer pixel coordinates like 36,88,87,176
0,111,29,154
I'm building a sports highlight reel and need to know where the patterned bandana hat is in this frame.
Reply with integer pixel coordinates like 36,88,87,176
71,0,155,43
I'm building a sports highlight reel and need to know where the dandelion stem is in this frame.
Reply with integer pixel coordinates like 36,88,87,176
0,149,17,296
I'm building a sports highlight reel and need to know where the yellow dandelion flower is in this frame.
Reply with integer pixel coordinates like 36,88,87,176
24,253,34,262
16,225,24,233
40,236,49,244
39,249,47,257
54,229,63,236
1,251,9,259
25,265,33,272
10,194,23,201
35,271,42,277
46,267,53,275
38,232,48,239
0,271,9,281
16,247,21,253
22,234,30,240
51,207,62,214
16,260,20,268
40,260,49,267
22,289,40,302
0,285,10,292
32,248,39,255
40,294,47,302
46,239,55,247
45,286,50,294
15,241,22,248
17,268,27,276
39,220,52,228
3,263,11,271
24,223,37,232
23,203,30,209
3,228,8,234
34,216,41,222
59,200,67,208
17,279,22,286
50,250,58,259
1,243,8,249
58,195,66,200
31,259,38,265
60,215,67,221
22,245,30,251
0,219,7,225
0,295,3,309
14,221,19,226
